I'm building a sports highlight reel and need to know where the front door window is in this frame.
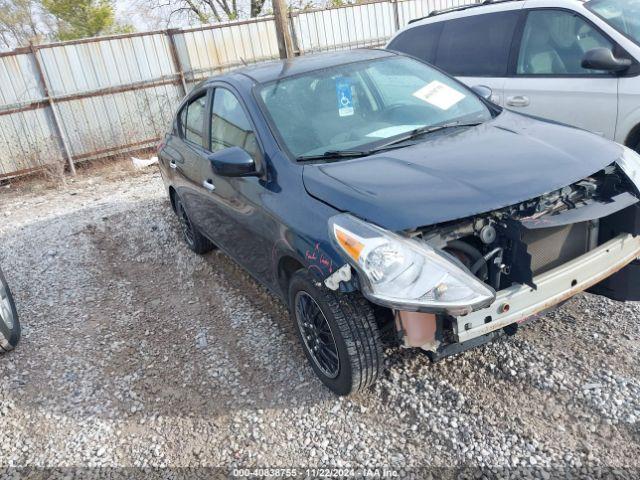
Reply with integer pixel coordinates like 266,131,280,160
210,88,259,158
517,10,614,75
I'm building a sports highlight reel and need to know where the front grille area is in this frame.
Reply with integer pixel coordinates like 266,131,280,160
522,222,590,275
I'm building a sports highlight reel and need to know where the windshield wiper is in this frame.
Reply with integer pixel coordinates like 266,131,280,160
370,121,482,152
296,122,481,162
296,150,371,162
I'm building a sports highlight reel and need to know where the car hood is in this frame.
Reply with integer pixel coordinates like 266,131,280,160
302,111,624,231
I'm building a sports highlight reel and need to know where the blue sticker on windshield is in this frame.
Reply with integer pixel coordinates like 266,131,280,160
336,77,354,117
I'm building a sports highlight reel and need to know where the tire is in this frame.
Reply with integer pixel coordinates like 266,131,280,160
0,268,21,353
174,195,214,255
635,141,640,154
288,270,383,396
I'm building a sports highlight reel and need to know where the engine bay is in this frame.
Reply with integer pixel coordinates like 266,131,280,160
391,164,640,359
414,165,640,292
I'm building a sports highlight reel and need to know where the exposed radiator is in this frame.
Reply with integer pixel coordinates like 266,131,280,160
522,222,590,275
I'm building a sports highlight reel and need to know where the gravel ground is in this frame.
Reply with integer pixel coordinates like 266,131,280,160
0,163,639,477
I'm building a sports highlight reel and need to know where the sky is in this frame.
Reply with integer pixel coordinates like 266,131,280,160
114,1,170,30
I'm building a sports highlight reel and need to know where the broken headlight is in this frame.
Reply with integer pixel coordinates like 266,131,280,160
328,214,495,315
618,145,640,192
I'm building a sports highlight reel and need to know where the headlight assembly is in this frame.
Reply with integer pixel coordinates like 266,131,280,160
618,145,640,192
328,214,496,315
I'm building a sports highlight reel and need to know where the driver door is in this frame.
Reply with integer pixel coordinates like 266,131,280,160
194,85,275,282
503,8,619,138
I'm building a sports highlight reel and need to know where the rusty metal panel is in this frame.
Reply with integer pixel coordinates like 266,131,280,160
0,51,64,177
174,18,280,86
37,33,175,96
0,53,43,106
291,1,397,55
0,107,62,176
53,83,182,159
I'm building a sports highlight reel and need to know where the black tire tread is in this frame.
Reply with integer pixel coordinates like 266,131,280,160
175,196,214,255
0,269,20,353
290,270,383,395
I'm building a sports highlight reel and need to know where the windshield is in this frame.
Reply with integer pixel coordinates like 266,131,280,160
258,56,493,158
588,0,640,45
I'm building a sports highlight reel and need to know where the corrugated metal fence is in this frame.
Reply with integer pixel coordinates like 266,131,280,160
0,0,476,179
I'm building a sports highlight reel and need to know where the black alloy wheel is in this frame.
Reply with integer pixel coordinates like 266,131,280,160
294,291,340,379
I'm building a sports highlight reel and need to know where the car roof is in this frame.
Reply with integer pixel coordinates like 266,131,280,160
405,0,586,27
211,48,396,85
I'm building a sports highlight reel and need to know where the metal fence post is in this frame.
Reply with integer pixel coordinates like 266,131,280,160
288,12,301,56
391,0,401,31
272,0,294,59
166,29,188,96
29,43,76,176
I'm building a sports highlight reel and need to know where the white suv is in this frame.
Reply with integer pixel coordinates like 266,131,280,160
387,0,640,152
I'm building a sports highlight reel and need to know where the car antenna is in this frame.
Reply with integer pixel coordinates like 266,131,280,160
240,57,248,66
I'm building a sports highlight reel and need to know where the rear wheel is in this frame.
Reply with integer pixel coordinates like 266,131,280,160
0,269,20,353
174,195,214,255
288,270,383,396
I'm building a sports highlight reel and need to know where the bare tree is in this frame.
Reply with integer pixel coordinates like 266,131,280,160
0,0,52,49
137,0,270,25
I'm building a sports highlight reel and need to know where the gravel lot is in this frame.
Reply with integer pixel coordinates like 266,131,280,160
0,163,639,476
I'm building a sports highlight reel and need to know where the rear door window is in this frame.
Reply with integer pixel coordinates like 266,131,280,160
434,11,521,76
387,22,443,64
180,94,207,147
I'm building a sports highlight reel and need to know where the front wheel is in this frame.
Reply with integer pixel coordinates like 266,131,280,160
174,195,214,255
288,270,383,396
0,269,21,353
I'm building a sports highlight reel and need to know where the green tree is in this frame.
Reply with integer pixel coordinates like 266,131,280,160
42,0,131,40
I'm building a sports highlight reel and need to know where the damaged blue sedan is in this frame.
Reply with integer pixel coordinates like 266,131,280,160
158,49,640,396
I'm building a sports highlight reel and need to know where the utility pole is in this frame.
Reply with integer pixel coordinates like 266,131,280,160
272,0,294,59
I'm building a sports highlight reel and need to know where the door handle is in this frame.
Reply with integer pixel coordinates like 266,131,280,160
169,160,177,169
507,96,530,107
203,179,216,192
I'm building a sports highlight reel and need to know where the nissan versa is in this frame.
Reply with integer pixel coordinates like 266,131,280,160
158,49,640,396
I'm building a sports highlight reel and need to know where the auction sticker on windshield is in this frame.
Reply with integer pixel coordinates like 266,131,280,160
413,81,465,110
336,77,354,117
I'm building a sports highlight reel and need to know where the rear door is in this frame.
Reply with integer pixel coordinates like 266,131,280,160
434,11,522,106
503,8,619,138
168,89,212,225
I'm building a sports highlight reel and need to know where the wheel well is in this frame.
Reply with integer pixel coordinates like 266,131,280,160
277,256,304,298
626,124,640,152
169,187,178,213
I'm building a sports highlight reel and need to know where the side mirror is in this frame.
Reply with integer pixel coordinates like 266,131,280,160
209,147,259,177
471,85,493,101
582,48,632,72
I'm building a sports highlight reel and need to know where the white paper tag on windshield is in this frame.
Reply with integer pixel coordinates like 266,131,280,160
413,81,465,110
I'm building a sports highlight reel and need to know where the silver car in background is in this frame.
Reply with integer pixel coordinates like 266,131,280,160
388,0,640,152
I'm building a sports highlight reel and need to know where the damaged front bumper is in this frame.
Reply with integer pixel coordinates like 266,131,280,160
453,233,640,343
